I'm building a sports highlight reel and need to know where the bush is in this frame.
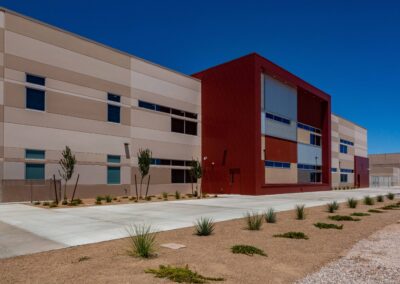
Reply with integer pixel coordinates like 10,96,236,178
327,201,339,213
42,201,50,206
73,198,83,204
175,191,181,200
145,196,152,201
380,204,400,210
194,217,215,236
49,202,58,208
129,196,136,201
347,198,358,208
231,245,267,256
113,197,118,201
95,200,102,205
96,196,104,202
387,192,395,200
78,256,90,262
295,204,306,220
33,201,41,205
328,215,360,221
68,200,79,206
264,208,277,223
62,200,68,205
121,196,129,199
162,192,168,199
314,222,343,230
368,209,384,213
245,212,263,230
351,212,370,216
127,224,157,258
105,195,112,203
145,265,224,283
274,231,309,239
376,195,384,202
363,196,374,205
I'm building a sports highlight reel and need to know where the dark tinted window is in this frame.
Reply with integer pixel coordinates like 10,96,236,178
108,93,121,102
340,174,348,183
185,120,197,136
171,169,185,183
171,108,185,117
26,88,45,111
138,100,156,110
156,105,171,113
108,105,120,123
171,118,184,133
185,112,197,119
160,159,171,165
26,74,45,86
185,170,197,183
172,160,185,166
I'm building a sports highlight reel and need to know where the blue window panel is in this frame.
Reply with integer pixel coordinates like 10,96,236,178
107,166,121,184
26,74,45,86
26,88,45,111
108,104,120,123
265,160,290,168
265,112,290,125
150,158,161,165
265,112,274,119
108,93,121,102
331,168,337,172
340,139,354,146
265,160,274,167
282,163,291,169
340,144,348,154
138,100,156,110
25,163,45,180
25,149,45,160
107,155,121,163
340,168,354,173
340,174,348,183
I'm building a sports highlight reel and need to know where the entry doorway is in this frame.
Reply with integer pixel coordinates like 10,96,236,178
229,168,241,194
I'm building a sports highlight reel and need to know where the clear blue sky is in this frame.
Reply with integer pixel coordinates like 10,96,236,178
2,0,399,154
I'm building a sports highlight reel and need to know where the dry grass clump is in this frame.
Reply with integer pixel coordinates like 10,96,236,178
145,265,224,283
245,212,263,230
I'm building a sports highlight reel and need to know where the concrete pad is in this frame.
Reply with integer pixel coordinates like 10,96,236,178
160,243,186,250
0,187,399,259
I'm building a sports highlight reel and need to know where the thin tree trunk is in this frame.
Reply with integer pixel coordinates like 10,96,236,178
71,174,80,202
134,174,138,200
145,175,151,198
139,176,143,199
53,174,58,204
190,174,194,195
63,182,67,201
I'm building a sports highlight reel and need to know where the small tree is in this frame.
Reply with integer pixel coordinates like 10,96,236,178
58,146,76,202
136,148,151,199
190,159,202,197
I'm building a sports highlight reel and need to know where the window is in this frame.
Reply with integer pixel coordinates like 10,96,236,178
107,93,121,102
340,168,354,173
310,133,321,146
185,169,197,183
107,155,121,163
340,174,348,183
340,144,348,154
340,139,354,146
265,160,291,168
108,104,120,123
25,163,45,180
107,166,120,184
185,112,198,119
26,88,45,111
171,160,185,166
171,118,185,133
310,172,322,183
297,122,321,134
298,164,321,171
171,108,185,117
25,149,45,160
171,169,185,183
138,100,197,119
138,100,156,110
151,158,192,166
331,168,337,172
265,112,290,125
185,120,197,136
26,74,45,86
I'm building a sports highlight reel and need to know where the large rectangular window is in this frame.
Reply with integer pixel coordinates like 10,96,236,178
340,144,348,154
310,172,322,183
26,88,45,111
265,160,291,169
310,133,321,146
25,149,45,160
340,174,348,183
171,169,185,183
25,163,45,180
26,74,45,86
108,104,120,123
171,118,185,133
107,155,121,163
107,166,121,184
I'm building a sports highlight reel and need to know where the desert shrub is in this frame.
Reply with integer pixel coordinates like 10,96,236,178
127,224,157,258
68,200,79,206
380,204,400,210
264,208,277,223
105,195,112,203
145,265,224,283
95,200,102,205
33,201,40,205
49,202,58,208
274,231,309,240
376,195,384,202
162,192,168,199
347,198,358,208
327,201,339,213
96,196,104,202
368,209,384,213
42,201,50,206
62,200,68,205
328,215,360,221
314,222,343,230
351,212,370,216
129,196,136,201
113,197,118,201
78,256,90,262
295,204,306,220
387,192,395,200
121,196,129,199
145,196,152,201
194,217,215,236
245,212,263,230
231,245,267,256
175,191,181,200
363,196,374,205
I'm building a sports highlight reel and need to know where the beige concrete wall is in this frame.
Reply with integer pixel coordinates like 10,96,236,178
0,9,201,199
331,114,367,187
265,163,298,184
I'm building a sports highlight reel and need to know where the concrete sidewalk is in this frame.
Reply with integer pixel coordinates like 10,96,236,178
1,187,399,259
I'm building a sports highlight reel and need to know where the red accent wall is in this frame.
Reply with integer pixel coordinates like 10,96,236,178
354,156,369,188
265,136,297,163
193,53,331,195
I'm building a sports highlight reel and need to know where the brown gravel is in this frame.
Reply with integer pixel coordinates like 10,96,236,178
1,198,399,284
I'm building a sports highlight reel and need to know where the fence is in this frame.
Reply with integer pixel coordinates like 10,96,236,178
370,176,400,188
1,179,62,203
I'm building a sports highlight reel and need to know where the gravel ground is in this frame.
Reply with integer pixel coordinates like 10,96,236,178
298,221,400,284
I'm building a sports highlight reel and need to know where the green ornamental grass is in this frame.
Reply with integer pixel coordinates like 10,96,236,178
145,265,224,283
231,245,267,256
347,198,358,208
314,222,343,230
126,224,157,258
245,212,263,230
194,217,215,236
264,208,277,223
273,231,309,240
295,204,306,220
